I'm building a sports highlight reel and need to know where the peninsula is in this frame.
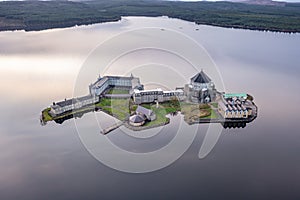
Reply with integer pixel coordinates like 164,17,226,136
40,71,258,132
1,0,300,33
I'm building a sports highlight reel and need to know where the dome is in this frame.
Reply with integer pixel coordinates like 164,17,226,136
191,70,211,84
129,114,145,124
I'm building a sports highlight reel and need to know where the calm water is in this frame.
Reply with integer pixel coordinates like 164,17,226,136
0,17,300,199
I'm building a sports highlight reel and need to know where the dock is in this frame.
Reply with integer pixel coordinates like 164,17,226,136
100,121,125,135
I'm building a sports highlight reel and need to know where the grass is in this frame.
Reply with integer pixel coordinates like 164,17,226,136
211,102,218,108
41,96,220,125
95,98,130,121
202,109,218,119
42,98,131,123
130,101,179,127
42,108,53,122
181,103,216,122
42,98,130,123
106,88,129,95
142,101,218,126
95,99,175,126
96,98,111,107
139,103,151,109
144,105,169,127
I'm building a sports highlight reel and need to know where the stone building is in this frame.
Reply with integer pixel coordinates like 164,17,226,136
184,70,216,103
129,114,145,127
136,105,156,121
129,106,156,126
49,95,99,116
132,88,185,104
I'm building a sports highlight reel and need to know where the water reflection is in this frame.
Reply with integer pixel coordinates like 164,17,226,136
222,122,247,129
46,104,256,129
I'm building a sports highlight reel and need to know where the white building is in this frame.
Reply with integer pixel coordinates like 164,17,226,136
49,95,99,116
132,88,185,104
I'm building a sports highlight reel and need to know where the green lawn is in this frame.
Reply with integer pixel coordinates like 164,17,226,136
96,98,130,121
211,102,218,108
42,108,53,122
181,103,219,122
144,105,169,127
96,98,111,107
202,109,218,119
41,97,220,125
129,101,181,127
95,99,173,126
106,88,129,95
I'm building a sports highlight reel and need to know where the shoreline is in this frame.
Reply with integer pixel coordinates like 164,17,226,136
1,1,299,34
1,16,299,34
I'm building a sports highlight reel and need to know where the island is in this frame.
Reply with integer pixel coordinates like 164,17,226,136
40,70,258,133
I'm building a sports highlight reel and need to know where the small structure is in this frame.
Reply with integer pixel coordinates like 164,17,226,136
136,105,156,121
128,106,156,127
129,114,145,127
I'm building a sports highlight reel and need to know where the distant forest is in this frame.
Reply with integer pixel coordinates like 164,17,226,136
0,0,299,32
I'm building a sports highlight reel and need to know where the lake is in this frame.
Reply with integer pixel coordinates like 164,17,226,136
0,16,300,199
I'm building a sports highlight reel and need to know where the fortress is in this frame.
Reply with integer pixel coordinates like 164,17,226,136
42,70,257,129
50,70,218,116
